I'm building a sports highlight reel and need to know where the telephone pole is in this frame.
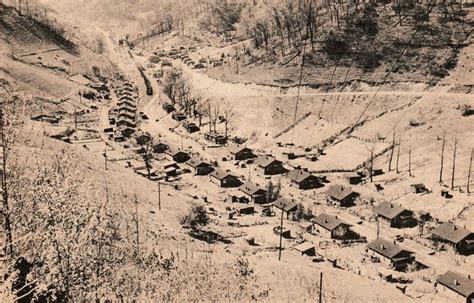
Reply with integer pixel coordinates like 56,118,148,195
408,145,412,177
0,107,13,256
396,137,401,174
103,148,108,171
319,272,323,303
158,181,161,211
278,208,284,261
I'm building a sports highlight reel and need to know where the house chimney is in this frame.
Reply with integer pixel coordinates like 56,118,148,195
453,226,457,231
335,215,338,219
454,279,459,286
390,203,393,208
468,275,471,280
324,219,328,223
381,244,385,250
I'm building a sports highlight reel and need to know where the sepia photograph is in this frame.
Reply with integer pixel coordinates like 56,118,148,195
0,0,473,301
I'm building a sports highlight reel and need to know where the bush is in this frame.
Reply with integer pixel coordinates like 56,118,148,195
180,204,210,230
322,30,349,60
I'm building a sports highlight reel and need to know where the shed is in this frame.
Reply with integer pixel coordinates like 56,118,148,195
164,147,190,163
294,242,316,256
411,183,427,194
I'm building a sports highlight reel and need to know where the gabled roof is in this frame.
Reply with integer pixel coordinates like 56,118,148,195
432,222,472,244
437,271,474,298
229,145,252,154
255,155,280,168
288,169,318,183
312,213,350,231
374,202,412,220
273,198,299,213
239,182,266,196
327,185,357,200
367,238,413,260
119,95,134,101
210,169,236,180
186,157,211,168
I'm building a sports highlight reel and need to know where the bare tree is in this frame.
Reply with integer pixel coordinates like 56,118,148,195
468,148,473,193
388,131,396,171
451,137,459,189
396,136,401,174
439,131,446,183
222,101,236,138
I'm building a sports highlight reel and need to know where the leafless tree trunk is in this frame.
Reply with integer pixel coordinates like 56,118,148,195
467,148,473,193
0,107,13,256
388,131,396,171
396,137,401,174
439,131,446,183
408,145,412,177
451,137,459,189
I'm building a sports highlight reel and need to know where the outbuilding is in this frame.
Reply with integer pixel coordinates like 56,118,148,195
294,242,316,256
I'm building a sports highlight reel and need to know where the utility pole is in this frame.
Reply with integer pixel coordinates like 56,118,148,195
319,272,323,303
408,145,412,177
440,131,446,183
278,208,284,261
158,181,161,211
467,148,473,194
376,217,380,238
369,147,374,182
451,137,458,190
396,137,401,174
103,148,108,171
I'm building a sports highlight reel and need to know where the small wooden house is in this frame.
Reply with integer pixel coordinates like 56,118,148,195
239,182,267,204
255,155,285,175
287,169,323,190
186,157,213,175
229,145,254,160
436,271,474,303
164,147,190,163
327,185,359,207
312,214,351,239
210,169,241,187
431,222,474,255
366,238,415,271
374,202,417,229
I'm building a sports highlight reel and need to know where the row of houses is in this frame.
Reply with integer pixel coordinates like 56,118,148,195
110,82,139,142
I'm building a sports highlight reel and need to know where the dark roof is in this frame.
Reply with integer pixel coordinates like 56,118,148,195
432,222,472,244
288,169,318,183
273,198,299,213
327,185,357,200
229,145,251,154
186,157,211,168
255,155,280,168
312,214,350,231
210,169,236,180
437,271,474,298
165,146,188,157
367,238,413,260
411,183,426,188
374,202,412,220
294,242,315,253
239,182,265,196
